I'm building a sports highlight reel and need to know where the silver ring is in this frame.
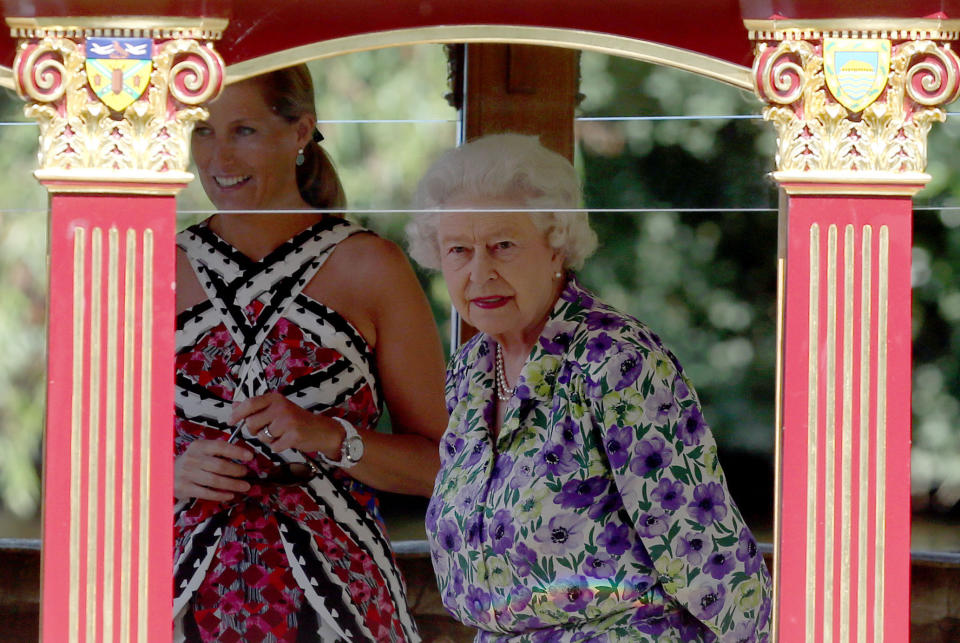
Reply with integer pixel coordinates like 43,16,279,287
262,426,274,440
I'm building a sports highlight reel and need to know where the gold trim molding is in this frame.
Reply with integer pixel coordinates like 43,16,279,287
751,27,960,182
9,17,225,192
7,16,227,41
224,25,753,90
745,17,960,42
773,171,930,196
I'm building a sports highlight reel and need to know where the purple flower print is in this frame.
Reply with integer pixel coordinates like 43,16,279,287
729,620,758,643
585,333,614,362
690,582,726,621
465,585,492,623
610,349,644,390
508,459,535,489
455,485,480,513
672,610,712,642
636,509,669,538
603,424,633,469
535,443,578,477
757,594,772,634
584,375,604,399
673,373,691,400
514,383,532,400
539,329,572,355
644,387,677,424
555,476,609,510
464,512,485,547
630,435,674,477
632,539,654,567
650,477,686,512
476,338,494,371
532,627,565,643
631,604,669,636
442,433,465,463
561,284,594,308
425,498,442,532
513,542,538,577
676,404,708,447
621,574,655,601
737,527,763,575
464,439,487,467
572,634,606,643
489,454,514,493
533,513,587,555
551,575,594,613
687,482,728,525
452,568,465,595
437,519,462,553
587,492,623,520
583,554,616,579
703,551,736,580
598,522,632,556
488,509,516,555
585,310,621,332
557,416,580,447
482,397,497,425
676,532,707,565
510,585,533,612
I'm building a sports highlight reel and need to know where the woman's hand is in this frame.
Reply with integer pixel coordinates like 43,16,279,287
230,391,346,458
174,439,253,502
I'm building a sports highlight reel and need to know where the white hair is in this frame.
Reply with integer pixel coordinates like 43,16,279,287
407,133,598,270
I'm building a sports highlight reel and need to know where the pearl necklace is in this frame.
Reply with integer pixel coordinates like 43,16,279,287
495,343,515,402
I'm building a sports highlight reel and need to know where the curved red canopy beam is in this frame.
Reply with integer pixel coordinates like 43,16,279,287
0,0,958,74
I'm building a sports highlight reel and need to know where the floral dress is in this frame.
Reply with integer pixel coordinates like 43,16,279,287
426,277,771,642
174,218,419,642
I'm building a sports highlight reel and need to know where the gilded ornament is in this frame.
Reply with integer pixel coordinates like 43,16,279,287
752,31,960,181
9,21,225,192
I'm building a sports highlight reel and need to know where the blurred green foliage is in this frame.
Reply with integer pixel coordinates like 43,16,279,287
2,43,959,537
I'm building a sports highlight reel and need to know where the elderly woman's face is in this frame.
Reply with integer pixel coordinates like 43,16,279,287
435,199,564,345
191,80,309,211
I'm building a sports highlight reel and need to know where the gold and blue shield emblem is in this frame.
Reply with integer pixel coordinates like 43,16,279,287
823,38,891,113
84,38,153,112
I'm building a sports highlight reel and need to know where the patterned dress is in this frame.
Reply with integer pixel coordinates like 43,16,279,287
174,217,419,643
426,277,772,642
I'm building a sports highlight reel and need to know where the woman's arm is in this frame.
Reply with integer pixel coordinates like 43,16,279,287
589,337,772,639
268,232,448,497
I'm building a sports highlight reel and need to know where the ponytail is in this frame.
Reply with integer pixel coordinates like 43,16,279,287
256,64,347,211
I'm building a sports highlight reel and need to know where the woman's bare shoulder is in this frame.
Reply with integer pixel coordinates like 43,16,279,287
330,231,414,285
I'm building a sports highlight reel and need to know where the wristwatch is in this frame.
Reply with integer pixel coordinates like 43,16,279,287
319,417,364,469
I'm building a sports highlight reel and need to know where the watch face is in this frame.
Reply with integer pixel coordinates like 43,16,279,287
345,435,364,463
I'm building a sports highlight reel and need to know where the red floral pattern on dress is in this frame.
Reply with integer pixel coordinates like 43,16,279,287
175,302,401,641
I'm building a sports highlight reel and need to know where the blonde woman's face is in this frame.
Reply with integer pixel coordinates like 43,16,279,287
191,81,311,211
434,199,564,346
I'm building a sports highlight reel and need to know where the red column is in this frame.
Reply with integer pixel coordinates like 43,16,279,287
775,188,914,643
43,193,178,643
9,19,224,642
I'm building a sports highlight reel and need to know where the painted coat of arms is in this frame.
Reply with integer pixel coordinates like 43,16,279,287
823,38,891,113
85,37,153,112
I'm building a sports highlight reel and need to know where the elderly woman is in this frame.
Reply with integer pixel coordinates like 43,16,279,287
408,134,772,642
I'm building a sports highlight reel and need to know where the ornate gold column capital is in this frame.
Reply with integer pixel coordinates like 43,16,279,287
9,17,226,194
747,19,960,193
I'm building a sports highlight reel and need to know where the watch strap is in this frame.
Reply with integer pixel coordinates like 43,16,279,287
317,416,362,469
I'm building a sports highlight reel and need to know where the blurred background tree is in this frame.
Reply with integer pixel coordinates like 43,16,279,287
1,44,957,548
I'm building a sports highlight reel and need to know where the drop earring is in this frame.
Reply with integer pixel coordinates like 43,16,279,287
295,148,305,166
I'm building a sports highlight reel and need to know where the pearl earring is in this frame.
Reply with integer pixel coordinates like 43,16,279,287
295,148,305,166
554,271,563,279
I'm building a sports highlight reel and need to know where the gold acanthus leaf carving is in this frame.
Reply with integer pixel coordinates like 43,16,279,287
16,35,221,176
755,38,956,174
